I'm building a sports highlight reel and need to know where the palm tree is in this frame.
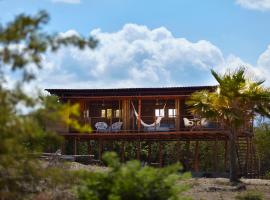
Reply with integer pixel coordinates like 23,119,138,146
187,68,270,182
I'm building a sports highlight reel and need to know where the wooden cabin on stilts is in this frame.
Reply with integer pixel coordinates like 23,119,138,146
46,86,259,178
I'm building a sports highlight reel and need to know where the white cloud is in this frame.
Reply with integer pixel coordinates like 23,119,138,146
236,0,270,11
36,24,226,89
9,23,270,92
51,0,81,4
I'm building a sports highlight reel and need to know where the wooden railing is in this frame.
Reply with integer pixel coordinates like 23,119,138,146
68,115,229,134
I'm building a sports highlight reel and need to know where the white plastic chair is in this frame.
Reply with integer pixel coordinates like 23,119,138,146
183,118,194,128
95,122,108,132
110,122,123,132
200,118,208,127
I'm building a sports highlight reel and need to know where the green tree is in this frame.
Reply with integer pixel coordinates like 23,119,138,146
187,68,270,182
254,121,270,177
76,152,191,200
0,11,96,199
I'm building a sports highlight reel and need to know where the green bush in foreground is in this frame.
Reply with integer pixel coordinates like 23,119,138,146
76,152,191,200
235,191,263,200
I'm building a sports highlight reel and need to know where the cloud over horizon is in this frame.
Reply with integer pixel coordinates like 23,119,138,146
51,0,81,4
236,0,270,11
21,24,270,91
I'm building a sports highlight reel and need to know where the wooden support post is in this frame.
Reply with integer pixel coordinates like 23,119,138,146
193,141,199,172
122,100,130,130
159,142,163,167
224,140,228,171
214,139,218,172
246,137,251,176
136,141,141,160
61,139,65,155
98,140,103,160
138,99,141,132
176,141,181,162
148,142,152,164
185,141,190,170
121,141,125,162
88,140,92,155
175,98,180,131
73,138,77,155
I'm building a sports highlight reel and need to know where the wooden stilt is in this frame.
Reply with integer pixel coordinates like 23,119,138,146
98,140,103,160
194,141,199,172
246,137,251,177
73,138,77,155
88,140,92,155
147,142,152,164
61,139,65,154
136,141,141,160
176,141,181,162
185,141,190,170
121,141,125,162
214,139,218,172
224,140,228,171
159,142,163,167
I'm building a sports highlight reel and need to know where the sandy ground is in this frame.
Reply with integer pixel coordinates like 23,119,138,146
43,161,270,200
182,178,270,200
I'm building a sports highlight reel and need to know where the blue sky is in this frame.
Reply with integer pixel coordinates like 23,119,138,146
1,0,270,89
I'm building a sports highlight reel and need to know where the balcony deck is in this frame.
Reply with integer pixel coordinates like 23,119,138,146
60,128,234,141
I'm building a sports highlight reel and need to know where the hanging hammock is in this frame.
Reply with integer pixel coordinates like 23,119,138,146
131,101,167,127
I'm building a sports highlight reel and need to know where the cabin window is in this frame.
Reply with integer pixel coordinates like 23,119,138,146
168,109,176,118
107,109,112,118
114,109,121,118
155,109,165,117
101,109,106,118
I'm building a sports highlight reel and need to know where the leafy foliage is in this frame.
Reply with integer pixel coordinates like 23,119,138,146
76,152,191,200
187,68,270,182
0,11,95,199
254,122,270,177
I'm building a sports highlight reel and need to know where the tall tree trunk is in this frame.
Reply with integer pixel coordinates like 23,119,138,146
229,128,239,182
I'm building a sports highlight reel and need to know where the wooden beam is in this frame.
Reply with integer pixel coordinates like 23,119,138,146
193,141,199,172
61,95,190,101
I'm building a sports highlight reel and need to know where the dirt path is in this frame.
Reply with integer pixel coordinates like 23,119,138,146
182,178,270,200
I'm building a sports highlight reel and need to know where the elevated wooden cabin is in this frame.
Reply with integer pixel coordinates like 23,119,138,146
46,86,257,177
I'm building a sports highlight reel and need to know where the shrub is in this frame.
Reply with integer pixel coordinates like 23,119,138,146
76,152,191,200
235,191,263,200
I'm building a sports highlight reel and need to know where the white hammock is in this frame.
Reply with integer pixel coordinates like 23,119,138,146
131,102,165,127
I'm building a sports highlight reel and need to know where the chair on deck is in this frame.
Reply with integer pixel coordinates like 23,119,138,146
95,122,108,132
199,118,209,127
183,118,194,128
109,121,123,132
